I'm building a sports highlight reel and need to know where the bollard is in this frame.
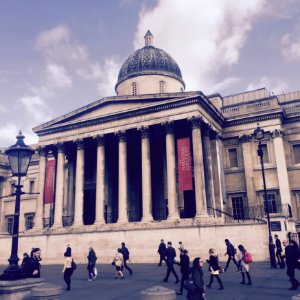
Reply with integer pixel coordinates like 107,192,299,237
31,283,63,300
292,295,300,300
140,285,176,300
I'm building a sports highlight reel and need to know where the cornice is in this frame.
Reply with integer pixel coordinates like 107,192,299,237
35,95,225,137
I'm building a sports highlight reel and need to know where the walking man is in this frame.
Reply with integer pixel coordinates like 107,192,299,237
157,239,167,266
176,249,190,295
120,242,133,275
163,242,179,283
275,234,283,265
224,239,239,272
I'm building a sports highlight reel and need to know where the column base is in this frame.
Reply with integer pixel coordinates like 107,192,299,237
94,220,105,226
167,214,180,221
51,224,63,229
141,216,154,223
194,213,209,219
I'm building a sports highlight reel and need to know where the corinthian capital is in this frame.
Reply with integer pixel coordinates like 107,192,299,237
116,131,127,142
56,142,65,153
272,129,283,138
95,135,105,146
75,139,84,150
139,126,150,139
162,121,174,134
189,116,203,130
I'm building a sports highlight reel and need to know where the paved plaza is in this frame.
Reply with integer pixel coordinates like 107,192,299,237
1,262,300,299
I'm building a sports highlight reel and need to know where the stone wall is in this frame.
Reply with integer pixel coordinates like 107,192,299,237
0,222,272,265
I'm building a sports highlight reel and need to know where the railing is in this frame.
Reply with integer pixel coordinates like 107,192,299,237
62,216,74,227
288,232,300,246
43,217,54,229
105,211,118,224
127,210,142,222
153,208,167,221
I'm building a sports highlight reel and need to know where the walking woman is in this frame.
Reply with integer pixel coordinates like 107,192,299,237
206,248,224,290
87,247,97,281
187,257,205,300
236,244,252,285
62,247,73,291
113,248,124,279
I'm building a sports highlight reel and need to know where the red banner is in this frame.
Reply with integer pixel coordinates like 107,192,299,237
177,137,193,191
44,159,56,204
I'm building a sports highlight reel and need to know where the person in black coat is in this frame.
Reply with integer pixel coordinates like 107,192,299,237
22,248,41,278
157,239,167,266
224,239,239,272
187,257,205,300
163,241,179,283
274,235,283,265
176,249,190,295
87,247,97,281
121,242,133,275
206,248,224,290
283,240,300,290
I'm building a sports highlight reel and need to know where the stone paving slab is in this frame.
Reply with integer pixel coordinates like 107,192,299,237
1,262,299,299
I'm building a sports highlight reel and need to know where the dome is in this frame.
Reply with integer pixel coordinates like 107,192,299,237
115,31,185,91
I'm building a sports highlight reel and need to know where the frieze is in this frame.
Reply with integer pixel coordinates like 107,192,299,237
272,129,284,138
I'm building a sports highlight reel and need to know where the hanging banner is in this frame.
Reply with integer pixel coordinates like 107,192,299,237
177,137,193,191
44,159,56,204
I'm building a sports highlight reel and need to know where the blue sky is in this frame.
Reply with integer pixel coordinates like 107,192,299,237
0,0,299,147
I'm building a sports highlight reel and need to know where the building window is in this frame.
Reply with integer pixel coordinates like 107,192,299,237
25,213,35,230
232,196,244,219
260,144,269,163
228,148,238,168
6,216,14,234
132,82,137,95
264,193,278,213
159,81,165,93
29,180,35,193
293,144,300,164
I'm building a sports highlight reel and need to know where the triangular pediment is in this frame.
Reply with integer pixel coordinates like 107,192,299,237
33,92,200,134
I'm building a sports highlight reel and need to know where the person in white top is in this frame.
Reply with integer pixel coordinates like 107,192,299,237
113,248,124,279
62,248,73,291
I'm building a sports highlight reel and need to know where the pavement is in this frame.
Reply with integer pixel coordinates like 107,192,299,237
1,262,300,300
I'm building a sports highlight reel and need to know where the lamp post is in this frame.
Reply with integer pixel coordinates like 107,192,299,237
254,125,277,269
0,131,34,280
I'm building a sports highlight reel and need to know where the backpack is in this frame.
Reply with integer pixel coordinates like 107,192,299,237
243,251,252,264
71,259,77,270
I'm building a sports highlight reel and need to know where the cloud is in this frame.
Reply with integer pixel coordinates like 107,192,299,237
211,77,241,94
35,24,88,63
246,76,288,94
134,0,266,92
18,95,53,124
46,64,72,88
281,34,300,61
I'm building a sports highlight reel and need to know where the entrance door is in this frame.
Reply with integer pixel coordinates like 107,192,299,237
83,188,96,225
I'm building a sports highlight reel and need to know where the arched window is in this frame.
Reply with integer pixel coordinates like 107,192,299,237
159,81,165,93
132,82,137,95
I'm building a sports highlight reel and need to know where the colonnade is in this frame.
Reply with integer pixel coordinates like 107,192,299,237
34,117,222,229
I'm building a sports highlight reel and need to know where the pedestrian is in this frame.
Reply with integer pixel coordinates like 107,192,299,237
113,248,124,279
157,239,167,266
121,242,133,275
178,241,185,257
236,244,252,285
274,235,283,265
87,247,97,281
21,249,41,278
224,239,239,272
176,249,190,295
62,247,73,291
163,241,180,283
21,252,30,268
186,257,205,300
206,248,224,290
283,240,300,290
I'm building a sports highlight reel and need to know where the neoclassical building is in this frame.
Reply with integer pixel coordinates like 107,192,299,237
0,31,300,263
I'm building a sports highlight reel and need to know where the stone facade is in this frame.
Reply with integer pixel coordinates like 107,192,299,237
0,33,300,264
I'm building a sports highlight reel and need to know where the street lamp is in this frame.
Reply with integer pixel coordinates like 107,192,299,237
254,125,277,269
0,131,34,280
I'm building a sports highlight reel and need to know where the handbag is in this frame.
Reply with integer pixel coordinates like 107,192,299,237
111,260,116,266
184,279,197,292
71,259,77,270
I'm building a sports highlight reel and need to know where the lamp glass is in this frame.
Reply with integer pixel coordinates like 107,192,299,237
254,127,264,140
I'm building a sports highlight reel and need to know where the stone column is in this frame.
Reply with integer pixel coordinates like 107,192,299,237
34,147,47,229
272,129,292,208
203,126,216,212
73,139,85,227
190,117,207,217
240,135,256,207
53,143,65,228
164,122,179,220
95,135,105,225
117,131,128,223
210,133,223,212
140,126,153,222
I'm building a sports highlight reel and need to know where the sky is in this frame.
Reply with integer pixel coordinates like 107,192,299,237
0,0,300,147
